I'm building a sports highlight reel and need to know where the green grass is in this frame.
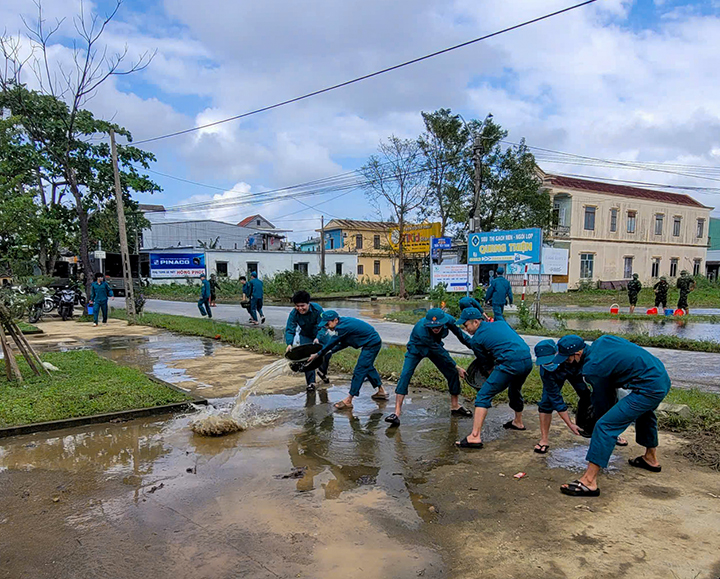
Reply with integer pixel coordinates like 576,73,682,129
383,311,720,353
16,321,42,334
0,350,191,427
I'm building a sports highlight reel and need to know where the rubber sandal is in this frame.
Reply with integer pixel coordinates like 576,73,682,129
616,437,629,447
317,370,330,384
628,456,661,473
306,383,316,392
560,480,600,497
534,444,550,454
371,392,389,401
384,413,400,427
334,400,353,410
455,436,483,449
451,407,473,417
503,420,526,431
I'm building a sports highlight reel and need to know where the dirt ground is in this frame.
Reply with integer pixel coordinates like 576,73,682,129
2,320,718,579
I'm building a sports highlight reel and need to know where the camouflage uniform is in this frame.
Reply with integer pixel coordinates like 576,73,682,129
653,278,668,309
627,275,642,306
676,272,694,310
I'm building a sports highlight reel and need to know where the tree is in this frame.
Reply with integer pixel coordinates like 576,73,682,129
88,199,149,254
361,135,427,298
466,115,550,234
0,1,156,291
417,109,471,237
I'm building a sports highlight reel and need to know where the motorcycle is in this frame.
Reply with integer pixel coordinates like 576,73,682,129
40,287,56,313
58,289,76,321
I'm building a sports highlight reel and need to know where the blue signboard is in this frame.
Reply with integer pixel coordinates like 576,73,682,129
431,237,452,250
150,253,206,278
468,228,542,264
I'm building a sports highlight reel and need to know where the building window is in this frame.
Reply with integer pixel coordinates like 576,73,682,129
374,234,381,249
610,208,618,232
329,238,335,250
256,219,261,226
623,256,634,279
627,211,637,233
216,261,228,277
584,206,596,231
670,258,678,277
357,264,364,275
651,258,660,278
693,260,701,276
293,262,309,275
335,262,343,276
355,234,363,249
374,260,381,275
580,253,594,279
673,217,681,237
697,219,705,238
655,214,664,235
246,262,258,276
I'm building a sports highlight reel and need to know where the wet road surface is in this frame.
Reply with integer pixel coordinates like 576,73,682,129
126,299,720,393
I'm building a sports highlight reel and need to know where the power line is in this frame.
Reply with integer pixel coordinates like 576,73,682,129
134,0,599,145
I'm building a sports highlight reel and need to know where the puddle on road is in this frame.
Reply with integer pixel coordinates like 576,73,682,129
546,443,619,472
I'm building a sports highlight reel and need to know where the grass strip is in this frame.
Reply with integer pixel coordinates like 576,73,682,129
0,350,191,427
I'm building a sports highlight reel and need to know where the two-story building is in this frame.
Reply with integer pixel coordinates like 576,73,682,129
321,219,395,279
544,174,712,287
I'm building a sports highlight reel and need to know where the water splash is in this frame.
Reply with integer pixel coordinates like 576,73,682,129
191,358,292,436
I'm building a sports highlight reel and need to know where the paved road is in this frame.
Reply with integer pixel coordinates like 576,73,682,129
128,299,720,393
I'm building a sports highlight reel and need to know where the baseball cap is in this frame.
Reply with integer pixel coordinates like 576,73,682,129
534,339,558,367
318,310,339,327
251,271,258,277
496,266,505,275
457,307,483,325
424,308,449,327
551,334,586,365
200,273,206,278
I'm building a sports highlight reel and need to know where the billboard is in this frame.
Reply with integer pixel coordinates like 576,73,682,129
431,264,473,293
507,247,569,275
389,222,442,254
150,253,206,278
468,228,542,264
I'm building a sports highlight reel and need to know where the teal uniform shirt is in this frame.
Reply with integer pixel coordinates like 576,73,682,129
285,302,324,345
467,320,531,373
458,296,483,311
200,279,211,299
90,281,113,303
249,278,264,300
318,317,381,356
485,276,513,306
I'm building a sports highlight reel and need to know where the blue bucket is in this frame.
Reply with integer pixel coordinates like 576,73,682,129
664,308,673,317
87,305,94,315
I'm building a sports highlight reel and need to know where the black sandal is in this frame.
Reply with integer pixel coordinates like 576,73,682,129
534,444,549,454
455,436,483,449
317,369,330,384
628,456,661,473
306,383,316,392
616,437,629,447
503,420,526,431
384,413,400,427
451,407,473,417
560,480,600,497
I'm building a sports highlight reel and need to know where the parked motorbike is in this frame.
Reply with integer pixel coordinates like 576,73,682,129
58,289,76,321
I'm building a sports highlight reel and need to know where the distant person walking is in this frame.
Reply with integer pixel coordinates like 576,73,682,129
209,274,220,307
89,272,114,326
676,270,695,315
248,271,265,325
653,277,669,311
627,273,642,313
198,273,212,318
484,266,513,321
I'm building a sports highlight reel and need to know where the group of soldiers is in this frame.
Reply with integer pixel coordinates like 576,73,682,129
285,287,671,498
627,270,696,314
197,271,266,324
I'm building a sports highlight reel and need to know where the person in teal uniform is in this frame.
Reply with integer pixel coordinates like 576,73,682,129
458,296,483,311
197,273,212,318
248,271,265,325
554,335,671,497
89,272,114,326
308,311,387,410
385,308,471,426
454,307,532,449
484,266,513,321
285,290,329,391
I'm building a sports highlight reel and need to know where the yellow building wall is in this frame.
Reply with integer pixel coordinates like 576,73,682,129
327,227,394,281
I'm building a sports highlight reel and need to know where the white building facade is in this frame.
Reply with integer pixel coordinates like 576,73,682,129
544,174,712,287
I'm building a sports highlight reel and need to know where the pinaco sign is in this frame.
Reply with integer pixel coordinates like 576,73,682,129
388,222,442,254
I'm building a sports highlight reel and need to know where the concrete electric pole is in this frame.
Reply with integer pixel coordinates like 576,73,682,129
109,129,136,321
320,215,326,275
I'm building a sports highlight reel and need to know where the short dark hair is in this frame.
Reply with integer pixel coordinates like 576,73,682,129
95,272,104,280
292,290,311,304
239,276,247,281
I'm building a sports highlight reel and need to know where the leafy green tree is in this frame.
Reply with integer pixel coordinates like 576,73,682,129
88,199,150,254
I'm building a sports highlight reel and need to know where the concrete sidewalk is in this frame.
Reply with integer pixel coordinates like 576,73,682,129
125,299,720,393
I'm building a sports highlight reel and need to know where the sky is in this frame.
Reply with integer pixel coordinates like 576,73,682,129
2,0,720,242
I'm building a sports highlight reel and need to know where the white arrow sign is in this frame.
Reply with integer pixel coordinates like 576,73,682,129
513,253,532,262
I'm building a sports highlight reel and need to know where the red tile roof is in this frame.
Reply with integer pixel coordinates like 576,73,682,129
545,174,710,208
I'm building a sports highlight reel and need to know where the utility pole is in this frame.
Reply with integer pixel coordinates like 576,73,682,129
109,129,136,322
320,215,326,275
470,133,484,289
